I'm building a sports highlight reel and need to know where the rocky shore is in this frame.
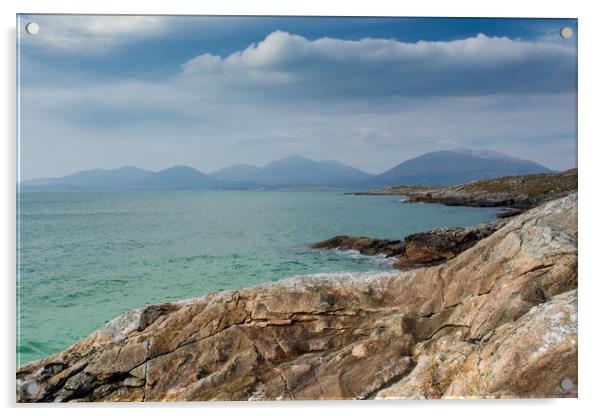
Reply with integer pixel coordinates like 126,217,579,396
17,193,578,401
349,169,577,211
311,221,502,270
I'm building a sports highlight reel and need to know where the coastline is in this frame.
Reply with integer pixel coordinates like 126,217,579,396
17,191,578,401
312,170,578,270
347,169,578,211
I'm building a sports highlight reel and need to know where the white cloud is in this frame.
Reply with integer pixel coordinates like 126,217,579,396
19,15,169,53
18,31,577,179
181,31,576,97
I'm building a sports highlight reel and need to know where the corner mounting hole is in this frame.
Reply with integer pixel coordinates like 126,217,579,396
26,382,40,395
25,22,39,35
560,26,573,39
560,377,573,391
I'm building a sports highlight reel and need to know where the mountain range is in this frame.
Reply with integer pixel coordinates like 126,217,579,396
20,149,554,191
211,154,373,187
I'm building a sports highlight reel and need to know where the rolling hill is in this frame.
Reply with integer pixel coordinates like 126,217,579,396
19,166,154,191
143,166,221,190
211,154,374,187
365,150,553,187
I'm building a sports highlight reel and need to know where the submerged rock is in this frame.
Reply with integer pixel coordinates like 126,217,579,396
16,193,578,401
310,236,405,257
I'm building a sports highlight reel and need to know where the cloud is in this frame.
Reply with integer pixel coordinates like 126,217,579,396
19,15,169,54
181,31,576,97
23,31,574,130
18,31,577,179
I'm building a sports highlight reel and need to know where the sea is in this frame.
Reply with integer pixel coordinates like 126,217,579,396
16,190,500,365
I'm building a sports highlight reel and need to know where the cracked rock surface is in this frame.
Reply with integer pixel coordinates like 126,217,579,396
16,193,578,401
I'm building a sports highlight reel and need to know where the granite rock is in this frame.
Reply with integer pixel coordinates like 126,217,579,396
16,193,578,401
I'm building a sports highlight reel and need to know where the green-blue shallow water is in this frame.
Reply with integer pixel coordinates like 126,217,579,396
17,191,499,365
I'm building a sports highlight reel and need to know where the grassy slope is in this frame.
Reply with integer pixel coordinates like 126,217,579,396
370,169,577,197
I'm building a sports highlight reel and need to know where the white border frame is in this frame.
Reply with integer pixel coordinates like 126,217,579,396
3,1,600,415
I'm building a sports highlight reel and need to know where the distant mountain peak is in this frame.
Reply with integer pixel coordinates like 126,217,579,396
158,165,201,173
365,150,552,187
451,147,519,161
211,154,373,187
264,154,316,170
117,165,145,170
274,154,313,163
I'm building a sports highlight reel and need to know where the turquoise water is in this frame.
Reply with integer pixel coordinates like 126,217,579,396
17,191,499,365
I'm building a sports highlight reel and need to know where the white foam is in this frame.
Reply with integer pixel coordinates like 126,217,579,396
326,248,397,268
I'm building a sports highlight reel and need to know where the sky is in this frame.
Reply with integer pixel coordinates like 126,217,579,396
18,15,578,180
